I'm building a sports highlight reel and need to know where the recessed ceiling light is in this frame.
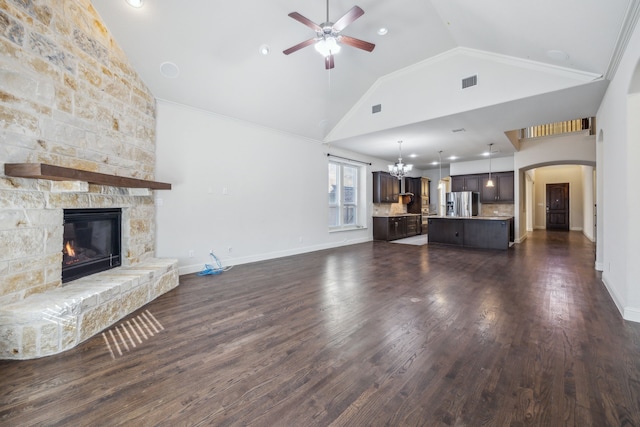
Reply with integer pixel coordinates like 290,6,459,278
377,27,388,36
547,49,569,61
160,62,180,78
125,0,144,8
432,161,439,165
409,153,418,158
449,156,457,160
259,44,270,55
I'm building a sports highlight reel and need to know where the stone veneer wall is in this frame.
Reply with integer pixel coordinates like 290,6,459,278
0,1,178,358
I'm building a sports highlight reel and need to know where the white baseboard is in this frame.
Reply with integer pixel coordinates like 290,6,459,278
515,232,528,244
570,227,583,231
624,307,640,323
601,273,627,320
177,237,372,276
595,261,604,271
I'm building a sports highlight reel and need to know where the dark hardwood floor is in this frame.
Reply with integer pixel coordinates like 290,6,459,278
2,231,639,426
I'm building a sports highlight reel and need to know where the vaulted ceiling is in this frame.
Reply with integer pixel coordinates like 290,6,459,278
91,0,638,169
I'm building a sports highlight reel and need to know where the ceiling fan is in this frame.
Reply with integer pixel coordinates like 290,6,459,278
283,0,375,69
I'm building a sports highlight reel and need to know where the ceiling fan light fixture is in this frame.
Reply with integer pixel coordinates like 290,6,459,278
125,0,144,8
259,44,270,55
314,36,341,57
283,3,374,69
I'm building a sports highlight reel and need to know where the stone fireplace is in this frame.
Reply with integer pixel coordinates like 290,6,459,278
0,1,178,359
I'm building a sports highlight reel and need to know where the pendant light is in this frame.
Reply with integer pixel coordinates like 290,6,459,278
486,143,495,188
437,150,443,189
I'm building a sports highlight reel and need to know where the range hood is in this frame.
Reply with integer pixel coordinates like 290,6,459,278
398,178,414,203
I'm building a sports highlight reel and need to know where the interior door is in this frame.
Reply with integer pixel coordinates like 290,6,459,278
546,183,569,230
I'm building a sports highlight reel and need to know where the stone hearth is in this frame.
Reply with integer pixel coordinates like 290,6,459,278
0,258,178,359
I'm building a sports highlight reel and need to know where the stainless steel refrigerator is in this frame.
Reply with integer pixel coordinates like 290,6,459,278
446,191,480,217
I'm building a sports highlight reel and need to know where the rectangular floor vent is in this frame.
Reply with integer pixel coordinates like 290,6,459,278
462,75,477,89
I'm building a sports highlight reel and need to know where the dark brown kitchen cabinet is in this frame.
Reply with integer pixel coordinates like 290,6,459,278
451,174,481,192
373,171,399,203
406,215,420,236
481,172,514,203
450,176,464,192
404,177,421,214
373,215,421,241
373,216,405,240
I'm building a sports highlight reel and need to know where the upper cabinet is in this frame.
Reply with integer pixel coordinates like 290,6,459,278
480,172,514,203
451,174,480,192
421,177,430,199
450,171,514,204
404,177,429,214
373,171,400,203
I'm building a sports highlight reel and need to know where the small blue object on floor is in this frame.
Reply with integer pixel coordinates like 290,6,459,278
198,252,233,275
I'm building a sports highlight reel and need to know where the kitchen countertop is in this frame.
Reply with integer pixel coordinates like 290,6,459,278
428,215,513,221
372,213,422,217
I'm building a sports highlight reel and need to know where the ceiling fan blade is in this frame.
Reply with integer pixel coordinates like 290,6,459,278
325,54,335,69
338,35,375,52
332,6,364,32
283,38,318,55
288,12,322,32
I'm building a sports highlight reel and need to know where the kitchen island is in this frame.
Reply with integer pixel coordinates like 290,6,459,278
427,216,514,250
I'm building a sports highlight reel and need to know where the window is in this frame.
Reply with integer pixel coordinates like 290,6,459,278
328,161,361,229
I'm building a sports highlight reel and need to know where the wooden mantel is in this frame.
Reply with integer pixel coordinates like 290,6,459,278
4,163,171,190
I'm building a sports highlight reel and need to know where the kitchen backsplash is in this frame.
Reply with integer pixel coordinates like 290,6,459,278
373,201,407,216
481,204,515,217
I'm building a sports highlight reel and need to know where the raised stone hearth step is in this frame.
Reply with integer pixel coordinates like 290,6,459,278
0,258,178,360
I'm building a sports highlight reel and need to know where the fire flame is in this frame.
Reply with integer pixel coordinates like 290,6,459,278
64,241,76,257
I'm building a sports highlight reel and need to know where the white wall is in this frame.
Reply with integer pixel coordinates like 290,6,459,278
596,17,640,322
582,166,595,242
154,101,388,274
524,170,535,231
627,91,640,320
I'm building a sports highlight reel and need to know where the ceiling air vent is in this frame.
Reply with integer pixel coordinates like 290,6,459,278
462,75,477,89
372,104,382,114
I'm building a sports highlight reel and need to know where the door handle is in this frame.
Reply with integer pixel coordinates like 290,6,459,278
546,206,550,212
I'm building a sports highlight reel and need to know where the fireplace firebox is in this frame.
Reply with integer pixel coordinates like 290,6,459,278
62,208,122,283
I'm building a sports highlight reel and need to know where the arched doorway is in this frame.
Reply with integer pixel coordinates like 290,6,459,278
521,163,595,238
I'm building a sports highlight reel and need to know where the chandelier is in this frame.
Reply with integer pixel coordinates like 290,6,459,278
388,140,412,179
